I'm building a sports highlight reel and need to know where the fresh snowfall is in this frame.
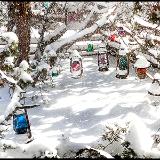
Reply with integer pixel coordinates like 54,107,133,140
0,1,160,159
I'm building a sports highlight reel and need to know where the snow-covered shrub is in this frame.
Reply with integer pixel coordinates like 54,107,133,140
124,113,154,158
96,122,130,158
0,32,19,72
96,118,154,158
13,60,34,89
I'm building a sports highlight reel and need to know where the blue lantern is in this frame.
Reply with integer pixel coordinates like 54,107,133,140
13,112,29,134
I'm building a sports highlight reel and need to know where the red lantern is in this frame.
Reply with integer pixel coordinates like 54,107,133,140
136,68,147,79
70,57,83,78
108,34,116,42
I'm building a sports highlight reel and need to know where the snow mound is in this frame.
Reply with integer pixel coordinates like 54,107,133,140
4,57,14,66
0,32,18,44
134,56,150,68
22,138,58,158
19,60,29,71
37,62,50,72
48,49,57,57
70,50,82,59
19,70,34,83
148,82,160,95
125,113,154,157
119,49,127,55
153,73,160,80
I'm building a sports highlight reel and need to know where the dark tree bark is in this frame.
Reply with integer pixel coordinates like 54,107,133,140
14,2,31,66
7,2,15,32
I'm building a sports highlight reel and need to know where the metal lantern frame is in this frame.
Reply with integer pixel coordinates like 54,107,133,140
108,34,116,42
116,51,129,79
98,52,109,72
118,27,126,37
70,57,83,78
13,109,30,135
135,67,147,79
87,43,94,52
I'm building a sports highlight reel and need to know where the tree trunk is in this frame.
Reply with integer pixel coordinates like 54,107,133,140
14,2,31,66
7,2,15,32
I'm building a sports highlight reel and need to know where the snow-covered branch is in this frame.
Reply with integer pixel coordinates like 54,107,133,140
134,15,160,31
45,6,117,55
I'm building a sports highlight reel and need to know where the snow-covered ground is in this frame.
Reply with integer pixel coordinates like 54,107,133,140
1,55,160,158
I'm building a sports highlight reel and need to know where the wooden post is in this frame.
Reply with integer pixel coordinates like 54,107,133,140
24,109,32,139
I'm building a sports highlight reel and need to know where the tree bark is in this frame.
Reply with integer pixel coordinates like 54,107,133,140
14,2,31,66
7,2,15,32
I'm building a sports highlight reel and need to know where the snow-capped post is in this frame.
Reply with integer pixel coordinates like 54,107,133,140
98,42,109,72
134,55,150,79
148,73,160,106
116,45,129,79
70,50,83,78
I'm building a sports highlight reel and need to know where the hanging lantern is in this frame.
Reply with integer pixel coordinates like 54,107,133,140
13,109,29,134
98,43,109,72
87,43,94,52
118,27,126,37
136,68,147,79
108,34,116,42
116,48,129,79
148,73,160,106
67,11,80,24
43,2,49,9
50,66,59,78
134,55,150,79
70,50,83,78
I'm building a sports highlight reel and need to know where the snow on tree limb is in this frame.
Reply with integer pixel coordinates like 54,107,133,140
45,6,117,55
0,84,25,125
0,70,17,84
134,15,160,31
44,24,66,42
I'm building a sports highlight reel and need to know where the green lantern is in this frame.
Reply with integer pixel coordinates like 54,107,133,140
87,43,94,52
44,2,49,9
119,56,128,70
52,72,58,77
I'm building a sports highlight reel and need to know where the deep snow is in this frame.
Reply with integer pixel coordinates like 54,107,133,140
1,55,160,158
